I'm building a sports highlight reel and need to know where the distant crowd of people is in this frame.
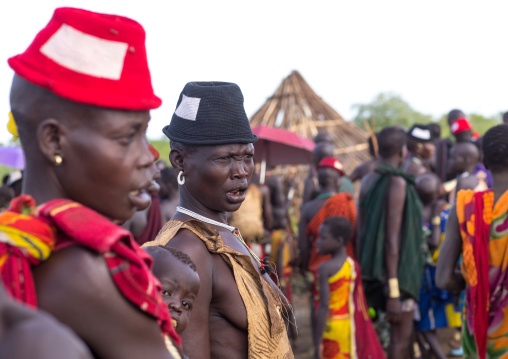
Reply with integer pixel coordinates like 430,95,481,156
295,111,508,359
1,6,508,359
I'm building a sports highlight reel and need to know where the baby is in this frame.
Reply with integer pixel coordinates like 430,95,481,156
145,245,200,335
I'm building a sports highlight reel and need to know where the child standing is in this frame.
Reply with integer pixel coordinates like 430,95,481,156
314,217,385,359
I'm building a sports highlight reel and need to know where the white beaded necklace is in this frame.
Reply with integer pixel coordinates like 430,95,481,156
176,206,236,231
176,206,264,267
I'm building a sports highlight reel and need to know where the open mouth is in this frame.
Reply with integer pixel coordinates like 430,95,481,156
171,319,178,329
227,189,245,196
128,188,151,210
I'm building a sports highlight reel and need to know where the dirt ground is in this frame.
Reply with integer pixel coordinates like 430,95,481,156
289,285,462,359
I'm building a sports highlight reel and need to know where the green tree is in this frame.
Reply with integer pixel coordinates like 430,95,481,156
352,92,433,131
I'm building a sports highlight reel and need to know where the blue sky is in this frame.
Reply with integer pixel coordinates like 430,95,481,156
1,0,507,144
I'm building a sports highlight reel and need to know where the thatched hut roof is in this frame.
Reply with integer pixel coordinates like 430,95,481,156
249,70,371,171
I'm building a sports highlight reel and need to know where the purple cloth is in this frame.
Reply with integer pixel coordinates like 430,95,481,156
0,147,24,169
474,163,493,188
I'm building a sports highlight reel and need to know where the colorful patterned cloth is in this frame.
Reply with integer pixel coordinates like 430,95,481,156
0,195,180,347
457,189,508,359
307,193,356,272
322,257,386,359
306,193,356,310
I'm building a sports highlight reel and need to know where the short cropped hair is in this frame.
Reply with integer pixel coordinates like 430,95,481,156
447,109,466,125
170,140,198,155
322,216,352,245
483,125,508,173
377,126,406,158
158,245,197,272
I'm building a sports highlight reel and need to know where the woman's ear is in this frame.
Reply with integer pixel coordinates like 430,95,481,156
36,118,65,165
169,148,184,171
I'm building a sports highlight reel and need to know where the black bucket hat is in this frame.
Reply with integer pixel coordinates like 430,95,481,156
163,81,258,145
407,124,434,142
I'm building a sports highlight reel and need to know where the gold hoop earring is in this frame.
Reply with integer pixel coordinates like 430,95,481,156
54,154,63,166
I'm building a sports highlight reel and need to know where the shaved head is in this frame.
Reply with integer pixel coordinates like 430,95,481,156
10,75,96,151
313,132,334,144
453,142,480,162
313,142,334,166
449,142,480,176
416,173,441,204
447,109,466,126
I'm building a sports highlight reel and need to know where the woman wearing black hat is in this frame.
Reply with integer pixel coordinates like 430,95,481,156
144,82,294,359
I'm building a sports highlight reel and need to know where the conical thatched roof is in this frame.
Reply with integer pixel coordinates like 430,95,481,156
250,70,371,171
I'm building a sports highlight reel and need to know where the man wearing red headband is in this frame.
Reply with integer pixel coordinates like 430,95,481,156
450,118,475,143
1,8,178,359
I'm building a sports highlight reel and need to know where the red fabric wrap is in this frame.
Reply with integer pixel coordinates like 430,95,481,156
462,191,490,359
0,196,180,346
8,7,161,110
353,261,386,359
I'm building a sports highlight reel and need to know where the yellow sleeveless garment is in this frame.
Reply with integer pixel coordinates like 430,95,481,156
145,219,294,359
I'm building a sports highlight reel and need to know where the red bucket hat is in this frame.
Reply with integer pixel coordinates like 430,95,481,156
450,118,473,136
8,7,161,111
316,157,345,176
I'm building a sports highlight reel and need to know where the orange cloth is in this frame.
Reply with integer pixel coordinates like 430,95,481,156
306,193,356,272
457,189,508,358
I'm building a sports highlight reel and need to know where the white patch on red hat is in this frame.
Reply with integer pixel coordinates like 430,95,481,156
40,24,128,80
334,161,343,171
451,122,459,133
175,94,201,121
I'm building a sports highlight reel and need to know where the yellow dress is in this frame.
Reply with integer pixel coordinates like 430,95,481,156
322,258,355,359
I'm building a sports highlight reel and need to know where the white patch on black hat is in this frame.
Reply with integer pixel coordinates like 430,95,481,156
411,127,431,140
40,24,128,80
174,94,201,121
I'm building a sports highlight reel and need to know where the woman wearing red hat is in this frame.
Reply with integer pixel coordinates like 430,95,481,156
1,7,179,359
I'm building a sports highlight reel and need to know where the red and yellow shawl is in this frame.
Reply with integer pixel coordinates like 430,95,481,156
0,195,180,346
457,189,508,359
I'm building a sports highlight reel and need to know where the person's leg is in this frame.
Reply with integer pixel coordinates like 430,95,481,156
421,330,446,359
415,331,432,359
388,310,414,359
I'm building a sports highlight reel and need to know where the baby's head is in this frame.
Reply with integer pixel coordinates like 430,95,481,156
316,216,352,256
145,245,200,334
